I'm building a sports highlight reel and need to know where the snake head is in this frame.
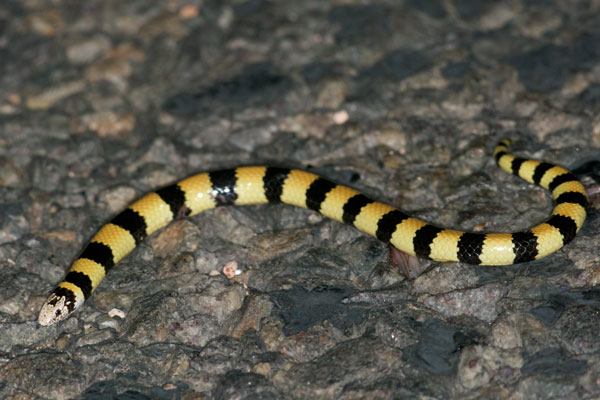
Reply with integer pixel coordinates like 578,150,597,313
38,286,83,326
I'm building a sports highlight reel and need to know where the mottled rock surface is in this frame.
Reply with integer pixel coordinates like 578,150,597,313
1,0,599,398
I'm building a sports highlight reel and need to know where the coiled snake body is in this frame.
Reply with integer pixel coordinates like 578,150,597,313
38,139,588,326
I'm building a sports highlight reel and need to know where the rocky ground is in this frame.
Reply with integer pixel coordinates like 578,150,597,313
1,0,600,399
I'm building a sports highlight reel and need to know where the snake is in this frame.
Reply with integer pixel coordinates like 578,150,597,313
38,139,588,326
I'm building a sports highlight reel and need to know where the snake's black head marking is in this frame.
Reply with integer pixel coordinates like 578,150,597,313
38,287,83,326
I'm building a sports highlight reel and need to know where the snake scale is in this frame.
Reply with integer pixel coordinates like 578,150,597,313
38,139,588,326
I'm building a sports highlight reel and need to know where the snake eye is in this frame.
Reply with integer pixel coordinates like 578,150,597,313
55,309,62,316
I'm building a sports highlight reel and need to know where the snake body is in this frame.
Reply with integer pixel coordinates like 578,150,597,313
38,139,588,325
